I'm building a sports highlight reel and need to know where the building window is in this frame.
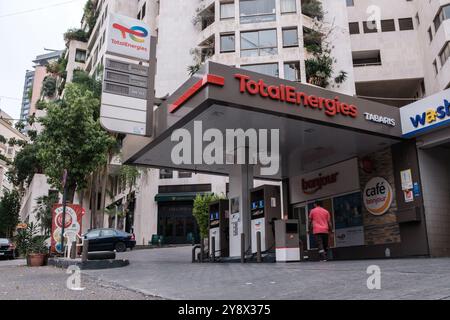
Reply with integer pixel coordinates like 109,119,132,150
363,21,378,33
428,27,433,42
178,171,193,179
220,33,235,52
284,61,301,81
241,63,279,77
220,1,235,19
381,19,396,32
433,59,438,75
282,28,298,47
240,0,276,24
280,0,296,14
160,169,173,179
348,22,360,35
75,49,87,63
439,42,450,68
434,5,450,32
352,50,382,67
346,0,354,7
399,18,414,31
241,29,278,57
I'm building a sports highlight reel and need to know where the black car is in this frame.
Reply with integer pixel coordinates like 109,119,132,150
0,238,18,260
84,229,136,252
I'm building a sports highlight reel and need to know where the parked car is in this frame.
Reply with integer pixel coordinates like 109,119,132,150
0,238,18,260
83,229,136,253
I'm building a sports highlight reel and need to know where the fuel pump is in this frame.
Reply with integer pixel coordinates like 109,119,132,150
209,200,230,258
250,185,281,254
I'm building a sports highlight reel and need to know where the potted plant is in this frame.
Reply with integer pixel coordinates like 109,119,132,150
15,223,49,267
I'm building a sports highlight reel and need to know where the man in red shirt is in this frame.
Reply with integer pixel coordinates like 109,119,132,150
309,201,333,261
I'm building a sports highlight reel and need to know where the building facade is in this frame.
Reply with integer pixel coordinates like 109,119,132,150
56,0,450,256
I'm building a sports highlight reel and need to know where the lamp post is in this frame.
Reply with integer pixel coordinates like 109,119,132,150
60,169,68,256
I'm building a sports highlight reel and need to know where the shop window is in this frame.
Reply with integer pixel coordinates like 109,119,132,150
241,29,277,57
284,61,301,81
220,33,235,53
282,27,299,47
240,0,276,24
241,63,279,77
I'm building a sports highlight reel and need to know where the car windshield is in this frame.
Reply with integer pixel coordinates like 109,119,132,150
0,239,9,244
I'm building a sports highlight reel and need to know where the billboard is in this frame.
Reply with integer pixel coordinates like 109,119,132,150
51,204,84,254
106,13,151,61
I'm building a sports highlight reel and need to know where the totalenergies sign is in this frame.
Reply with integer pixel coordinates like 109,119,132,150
363,177,393,216
235,74,359,119
106,13,151,61
401,88,450,137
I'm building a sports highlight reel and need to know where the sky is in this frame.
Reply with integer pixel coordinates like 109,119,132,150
0,0,85,121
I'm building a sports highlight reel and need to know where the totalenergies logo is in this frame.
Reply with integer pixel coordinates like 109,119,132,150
410,99,450,129
113,23,148,43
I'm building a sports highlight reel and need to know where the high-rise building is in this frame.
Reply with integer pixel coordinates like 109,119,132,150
20,70,35,124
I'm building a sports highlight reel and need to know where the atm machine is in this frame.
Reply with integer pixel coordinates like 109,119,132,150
209,200,230,258
250,185,281,254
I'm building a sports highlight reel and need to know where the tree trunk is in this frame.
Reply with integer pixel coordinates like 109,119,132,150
99,164,108,229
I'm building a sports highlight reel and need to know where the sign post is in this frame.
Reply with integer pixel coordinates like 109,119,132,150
100,13,156,137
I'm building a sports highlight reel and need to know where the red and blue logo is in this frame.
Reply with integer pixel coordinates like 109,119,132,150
113,23,148,43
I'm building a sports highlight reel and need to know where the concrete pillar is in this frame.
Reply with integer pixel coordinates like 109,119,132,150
228,164,254,258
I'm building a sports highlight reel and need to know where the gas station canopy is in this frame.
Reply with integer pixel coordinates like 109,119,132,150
123,62,404,179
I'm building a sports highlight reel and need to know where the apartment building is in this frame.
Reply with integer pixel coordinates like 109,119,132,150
346,0,450,105
347,0,450,257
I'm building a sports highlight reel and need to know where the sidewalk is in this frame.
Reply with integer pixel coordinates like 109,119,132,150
81,246,450,300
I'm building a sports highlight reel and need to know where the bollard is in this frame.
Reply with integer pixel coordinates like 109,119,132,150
192,245,201,263
81,239,89,263
257,232,262,263
200,240,204,263
211,237,216,262
70,241,77,260
241,233,245,264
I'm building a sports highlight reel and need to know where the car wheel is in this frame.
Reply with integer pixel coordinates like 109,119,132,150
115,242,127,253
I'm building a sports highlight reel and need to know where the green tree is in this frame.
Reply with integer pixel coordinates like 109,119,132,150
193,194,223,239
34,193,59,236
36,83,116,203
0,189,21,238
7,143,42,188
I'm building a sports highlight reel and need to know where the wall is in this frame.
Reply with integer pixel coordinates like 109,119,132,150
418,146,450,256
19,174,53,226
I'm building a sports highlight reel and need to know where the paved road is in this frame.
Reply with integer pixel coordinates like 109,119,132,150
0,258,157,300
83,247,450,300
